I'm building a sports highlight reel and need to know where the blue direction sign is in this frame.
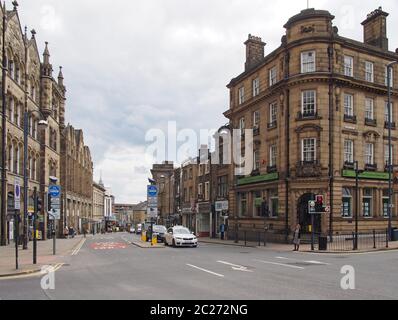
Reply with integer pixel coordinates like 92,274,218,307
147,185,158,197
49,185,61,197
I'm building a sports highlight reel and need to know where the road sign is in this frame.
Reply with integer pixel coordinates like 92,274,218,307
215,201,229,212
49,185,61,220
49,185,61,197
14,178,21,210
147,185,158,197
147,207,158,218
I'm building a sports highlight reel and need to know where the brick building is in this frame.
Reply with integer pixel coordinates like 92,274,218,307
224,7,398,240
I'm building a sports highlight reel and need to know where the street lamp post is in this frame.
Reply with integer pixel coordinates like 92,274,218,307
22,110,47,250
0,2,8,247
387,61,397,241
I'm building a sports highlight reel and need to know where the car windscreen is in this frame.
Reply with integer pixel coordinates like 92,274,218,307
174,228,190,235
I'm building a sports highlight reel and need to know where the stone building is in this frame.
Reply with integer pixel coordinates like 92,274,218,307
0,4,65,244
224,7,398,240
92,180,105,233
181,159,198,232
150,161,174,225
114,203,135,228
60,125,93,233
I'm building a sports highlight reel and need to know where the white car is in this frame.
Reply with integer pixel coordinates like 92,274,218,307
164,226,198,248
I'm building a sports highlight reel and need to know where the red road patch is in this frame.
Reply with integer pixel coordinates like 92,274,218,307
90,242,128,250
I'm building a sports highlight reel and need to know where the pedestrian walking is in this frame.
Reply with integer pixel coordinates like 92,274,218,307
64,226,69,239
293,224,301,251
83,226,87,238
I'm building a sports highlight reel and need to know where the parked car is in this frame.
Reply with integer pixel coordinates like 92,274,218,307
164,226,198,248
146,225,167,243
129,226,136,234
136,224,142,235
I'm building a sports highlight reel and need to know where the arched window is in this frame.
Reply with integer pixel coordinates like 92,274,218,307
9,96,14,123
9,60,14,80
28,154,32,179
13,144,19,174
8,143,12,172
18,144,23,175
33,157,37,181
14,60,20,84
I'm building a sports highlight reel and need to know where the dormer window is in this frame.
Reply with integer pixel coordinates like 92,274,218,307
301,51,316,73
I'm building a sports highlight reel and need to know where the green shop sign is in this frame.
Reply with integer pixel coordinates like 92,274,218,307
237,172,279,186
342,170,389,181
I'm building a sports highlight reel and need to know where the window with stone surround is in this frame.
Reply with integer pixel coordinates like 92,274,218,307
238,87,245,105
344,140,354,164
301,51,316,73
341,188,353,218
301,138,316,163
365,61,374,82
365,98,374,120
362,188,373,217
238,193,247,217
344,56,354,77
269,102,278,125
364,143,374,165
344,94,354,117
269,144,277,167
301,90,316,117
383,189,389,218
253,150,260,171
269,66,277,86
252,78,260,97
253,110,260,127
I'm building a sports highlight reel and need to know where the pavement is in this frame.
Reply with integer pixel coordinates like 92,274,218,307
198,237,398,254
0,232,398,300
0,235,87,278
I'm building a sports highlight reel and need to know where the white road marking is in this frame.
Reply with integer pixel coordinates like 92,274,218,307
275,256,330,265
254,259,305,270
72,238,86,256
217,260,254,272
186,264,225,278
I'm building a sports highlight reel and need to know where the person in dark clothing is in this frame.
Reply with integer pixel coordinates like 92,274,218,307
220,223,225,240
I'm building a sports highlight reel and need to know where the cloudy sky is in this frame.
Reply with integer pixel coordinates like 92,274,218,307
16,0,398,203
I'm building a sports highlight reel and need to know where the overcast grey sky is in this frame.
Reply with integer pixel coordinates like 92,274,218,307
17,0,398,203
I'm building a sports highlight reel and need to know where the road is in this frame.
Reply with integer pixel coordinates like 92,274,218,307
0,232,397,300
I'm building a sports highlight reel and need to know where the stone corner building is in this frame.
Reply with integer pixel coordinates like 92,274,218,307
224,7,398,240
60,125,93,233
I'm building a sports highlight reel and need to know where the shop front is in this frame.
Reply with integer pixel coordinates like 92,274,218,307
197,203,211,237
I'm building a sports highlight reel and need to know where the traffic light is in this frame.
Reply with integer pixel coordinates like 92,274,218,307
34,196,42,215
315,195,324,213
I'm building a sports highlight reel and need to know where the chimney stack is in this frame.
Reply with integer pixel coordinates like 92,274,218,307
361,7,389,51
244,34,266,71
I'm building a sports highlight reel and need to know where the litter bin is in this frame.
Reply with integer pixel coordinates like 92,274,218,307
392,229,398,242
318,236,328,251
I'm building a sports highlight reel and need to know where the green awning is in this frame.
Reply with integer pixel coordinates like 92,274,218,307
237,172,279,186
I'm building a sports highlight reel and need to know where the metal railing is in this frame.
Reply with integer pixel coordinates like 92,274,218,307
327,229,389,251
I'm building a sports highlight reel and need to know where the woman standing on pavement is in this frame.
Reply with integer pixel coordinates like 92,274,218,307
293,224,301,252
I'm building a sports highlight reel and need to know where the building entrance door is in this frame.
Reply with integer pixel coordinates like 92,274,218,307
297,193,321,234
